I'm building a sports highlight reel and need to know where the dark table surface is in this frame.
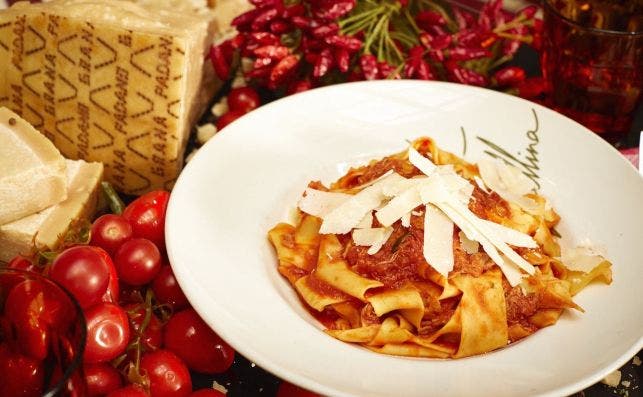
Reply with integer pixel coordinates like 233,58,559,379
190,44,642,397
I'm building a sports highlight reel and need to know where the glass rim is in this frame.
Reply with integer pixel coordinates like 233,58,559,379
542,0,643,37
0,268,87,397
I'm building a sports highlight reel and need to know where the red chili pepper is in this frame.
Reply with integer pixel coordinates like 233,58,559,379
291,15,312,29
248,32,280,46
325,35,362,51
502,40,521,57
252,8,280,31
334,48,350,73
269,54,300,88
313,48,334,78
415,10,446,30
446,61,487,86
305,52,319,64
232,9,262,31
452,8,473,30
516,77,549,99
314,0,355,20
286,79,313,95
282,4,305,18
416,60,434,80
253,57,273,69
378,61,399,79
448,47,491,61
245,65,272,79
403,47,421,78
230,35,246,49
492,66,526,87
397,0,409,6
312,23,339,38
360,54,378,80
254,45,290,60
518,5,538,19
419,32,451,51
479,0,503,30
209,45,231,80
270,20,290,34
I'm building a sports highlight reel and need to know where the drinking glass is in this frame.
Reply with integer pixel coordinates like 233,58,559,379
0,268,87,397
541,0,643,143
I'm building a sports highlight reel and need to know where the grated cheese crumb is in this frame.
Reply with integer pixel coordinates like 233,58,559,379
633,356,641,366
212,380,228,394
622,380,631,388
602,370,622,387
196,123,217,145
241,57,254,73
185,149,199,163
211,97,229,117
231,74,247,88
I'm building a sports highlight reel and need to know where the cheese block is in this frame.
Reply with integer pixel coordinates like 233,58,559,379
0,0,219,194
0,159,103,263
0,107,67,225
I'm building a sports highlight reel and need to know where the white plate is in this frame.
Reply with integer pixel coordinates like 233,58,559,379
166,80,643,397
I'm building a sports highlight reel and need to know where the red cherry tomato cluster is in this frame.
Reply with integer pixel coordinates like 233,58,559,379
4,190,235,397
215,87,261,130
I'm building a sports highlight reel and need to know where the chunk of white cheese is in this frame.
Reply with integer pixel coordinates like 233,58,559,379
319,173,405,234
478,158,538,211
458,231,479,254
560,245,608,273
0,108,67,225
408,147,437,176
298,188,351,218
0,159,103,263
352,227,393,255
375,185,423,227
423,204,454,278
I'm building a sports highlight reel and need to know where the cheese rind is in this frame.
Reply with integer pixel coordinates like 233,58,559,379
0,159,103,263
0,107,67,225
0,0,219,194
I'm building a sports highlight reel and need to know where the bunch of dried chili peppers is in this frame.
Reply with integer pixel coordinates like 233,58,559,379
210,0,548,99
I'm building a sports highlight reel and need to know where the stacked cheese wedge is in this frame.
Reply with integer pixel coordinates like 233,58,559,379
0,108,103,263
299,147,540,287
0,0,220,194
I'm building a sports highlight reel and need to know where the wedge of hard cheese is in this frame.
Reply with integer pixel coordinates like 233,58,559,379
0,0,218,194
0,159,103,263
0,107,67,225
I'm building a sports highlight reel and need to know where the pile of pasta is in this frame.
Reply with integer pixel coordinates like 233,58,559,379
268,137,612,359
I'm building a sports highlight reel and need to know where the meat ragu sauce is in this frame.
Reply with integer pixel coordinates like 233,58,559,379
337,157,546,339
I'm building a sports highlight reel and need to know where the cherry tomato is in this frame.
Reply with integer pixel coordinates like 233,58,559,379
7,255,36,272
84,363,123,396
5,279,73,360
114,238,161,286
91,214,133,255
101,247,120,304
189,390,226,397
0,344,44,397
122,191,170,251
164,309,235,374
84,303,131,364
276,381,321,397
124,303,163,352
215,110,244,130
106,385,149,397
50,246,111,308
152,266,189,310
227,87,260,114
140,350,192,397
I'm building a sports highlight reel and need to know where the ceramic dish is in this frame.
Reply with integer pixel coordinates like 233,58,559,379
166,80,643,397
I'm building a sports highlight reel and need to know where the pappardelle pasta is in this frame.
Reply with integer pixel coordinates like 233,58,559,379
268,137,612,359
